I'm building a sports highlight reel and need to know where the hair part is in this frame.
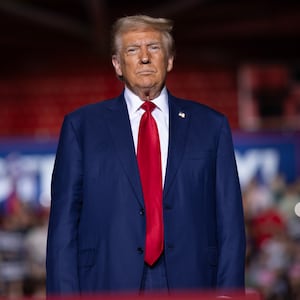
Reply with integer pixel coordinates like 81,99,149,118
111,15,175,58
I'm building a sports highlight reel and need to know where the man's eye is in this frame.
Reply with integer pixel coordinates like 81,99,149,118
126,48,138,54
149,45,160,51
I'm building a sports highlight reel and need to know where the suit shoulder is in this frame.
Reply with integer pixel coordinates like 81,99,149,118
65,96,119,122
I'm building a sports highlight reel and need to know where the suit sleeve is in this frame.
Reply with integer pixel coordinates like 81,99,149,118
46,115,83,294
215,116,246,289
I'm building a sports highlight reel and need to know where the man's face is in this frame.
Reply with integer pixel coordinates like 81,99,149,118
112,29,174,99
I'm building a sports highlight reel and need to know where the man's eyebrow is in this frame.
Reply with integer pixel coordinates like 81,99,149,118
125,43,139,47
126,40,161,46
148,42,161,45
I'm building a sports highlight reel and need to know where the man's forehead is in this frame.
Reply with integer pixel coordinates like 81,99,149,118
122,29,162,42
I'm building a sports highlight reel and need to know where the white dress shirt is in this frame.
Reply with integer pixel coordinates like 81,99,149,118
124,87,169,185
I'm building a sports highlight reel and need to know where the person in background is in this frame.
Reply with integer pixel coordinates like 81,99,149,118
46,14,246,295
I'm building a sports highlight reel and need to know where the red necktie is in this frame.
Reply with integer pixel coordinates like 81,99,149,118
137,101,164,266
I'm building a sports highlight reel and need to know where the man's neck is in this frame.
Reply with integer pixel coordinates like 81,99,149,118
126,85,164,102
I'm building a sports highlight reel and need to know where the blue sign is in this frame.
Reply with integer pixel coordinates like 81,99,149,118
233,131,300,187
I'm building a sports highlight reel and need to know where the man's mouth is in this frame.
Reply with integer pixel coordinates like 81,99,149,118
137,70,155,75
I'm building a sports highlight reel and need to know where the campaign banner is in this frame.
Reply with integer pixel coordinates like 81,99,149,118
0,138,57,214
233,131,300,188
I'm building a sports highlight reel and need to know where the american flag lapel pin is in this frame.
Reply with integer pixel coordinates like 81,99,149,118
178,111,185,118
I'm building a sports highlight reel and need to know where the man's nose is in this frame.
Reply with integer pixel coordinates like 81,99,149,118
140,47,150,64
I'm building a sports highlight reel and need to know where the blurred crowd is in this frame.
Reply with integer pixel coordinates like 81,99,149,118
0,175,300,299
244,175,300,299
0,203,48,298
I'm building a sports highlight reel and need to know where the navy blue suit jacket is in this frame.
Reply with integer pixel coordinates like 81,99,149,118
46,92,246,294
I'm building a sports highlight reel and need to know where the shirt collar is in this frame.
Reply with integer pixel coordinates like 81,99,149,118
124,86,169,117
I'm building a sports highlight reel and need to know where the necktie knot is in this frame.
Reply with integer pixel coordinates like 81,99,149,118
141,101,156,113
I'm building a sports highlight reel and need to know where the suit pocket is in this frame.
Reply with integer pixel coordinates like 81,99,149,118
78,248,96,267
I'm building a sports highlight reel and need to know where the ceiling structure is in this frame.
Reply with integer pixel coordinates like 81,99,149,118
1,0,300,69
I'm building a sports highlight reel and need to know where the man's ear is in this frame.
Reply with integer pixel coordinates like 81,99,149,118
112,55,123,77
167,55,174,72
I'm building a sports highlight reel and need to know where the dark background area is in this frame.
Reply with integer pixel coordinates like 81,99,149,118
1,0,300,66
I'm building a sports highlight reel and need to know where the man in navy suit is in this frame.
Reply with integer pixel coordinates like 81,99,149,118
46,15,246,295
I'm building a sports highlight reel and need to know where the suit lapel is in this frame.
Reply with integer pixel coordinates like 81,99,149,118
164,94,190,199
105,94,144,206
103,93,190,206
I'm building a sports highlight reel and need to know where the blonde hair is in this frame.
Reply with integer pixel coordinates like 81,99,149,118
111,15,175,57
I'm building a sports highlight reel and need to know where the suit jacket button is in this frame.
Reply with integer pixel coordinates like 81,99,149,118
139,209,145,215
137,247,144,254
